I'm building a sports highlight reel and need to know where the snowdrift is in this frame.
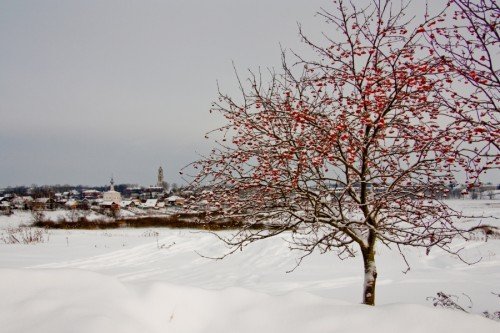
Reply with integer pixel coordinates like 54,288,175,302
0,268,498,333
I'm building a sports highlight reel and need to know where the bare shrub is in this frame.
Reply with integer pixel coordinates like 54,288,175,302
66,209,90,223
0,208,13,216
31,210,46,224
158,242,175,250
428,291,500,322
468,225,500,241
1,227,49,244
33,218,120,229
141,230,160,238
427,292,471,312
483,310,500,322
34,214,259,231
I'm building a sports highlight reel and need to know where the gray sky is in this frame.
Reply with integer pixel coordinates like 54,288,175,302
0,0,331,187
0,0,497,187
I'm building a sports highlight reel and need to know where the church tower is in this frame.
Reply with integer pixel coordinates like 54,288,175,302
157,166,164,187
110,176,115,191
103,176,121,204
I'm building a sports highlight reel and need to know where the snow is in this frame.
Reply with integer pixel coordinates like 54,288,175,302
0,268,497,333
0,209,112,226
0,200,499,332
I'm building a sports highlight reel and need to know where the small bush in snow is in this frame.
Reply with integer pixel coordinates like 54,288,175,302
1,227,49,245
31,210,46,224
468,225,500,241
428,291,500,322
141,230,160,238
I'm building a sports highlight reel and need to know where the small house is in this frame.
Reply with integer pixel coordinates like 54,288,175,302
33,198,55,210
142,199,158,209
166,195,186,206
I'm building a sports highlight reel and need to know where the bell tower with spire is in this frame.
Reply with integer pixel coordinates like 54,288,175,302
157,166,164,188
110,176,115,191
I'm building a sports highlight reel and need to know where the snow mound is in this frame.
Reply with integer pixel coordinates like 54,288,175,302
0,269,497,333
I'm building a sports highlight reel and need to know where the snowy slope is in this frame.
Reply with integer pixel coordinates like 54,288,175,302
0,200,499,332
0,268,498,333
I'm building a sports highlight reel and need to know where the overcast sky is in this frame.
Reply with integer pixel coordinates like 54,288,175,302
0,0,335,187
0,0,497,187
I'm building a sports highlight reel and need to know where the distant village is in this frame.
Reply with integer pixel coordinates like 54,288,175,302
0,166,499,217
0,167,190,216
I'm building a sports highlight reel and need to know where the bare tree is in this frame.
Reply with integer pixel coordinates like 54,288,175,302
187,0,497,305
31,209,46,225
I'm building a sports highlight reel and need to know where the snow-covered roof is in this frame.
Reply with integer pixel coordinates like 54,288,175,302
104,190,120,194
83,189,101,193
65,200,78,207
100,201,119,206
120,200,133,207
35,198,52,203
11,196,32,204
143,199,158,208
166,195,185,202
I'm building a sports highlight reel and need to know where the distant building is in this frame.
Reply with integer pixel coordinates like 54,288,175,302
146,186,163,198
166,195,186,206
11,196,33,210
124,186,143,199
102,177,122,204
142,198,158,209
0,197,11,213
65,199,78,209
82,189,101,199
120,200,135,208
33,198,55,210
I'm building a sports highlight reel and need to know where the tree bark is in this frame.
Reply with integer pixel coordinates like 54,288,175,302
362,247,377,306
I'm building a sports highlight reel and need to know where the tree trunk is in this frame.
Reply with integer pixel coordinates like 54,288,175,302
362,247,377,305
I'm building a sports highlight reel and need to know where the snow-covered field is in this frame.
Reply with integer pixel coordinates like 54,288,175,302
0,200,499,332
